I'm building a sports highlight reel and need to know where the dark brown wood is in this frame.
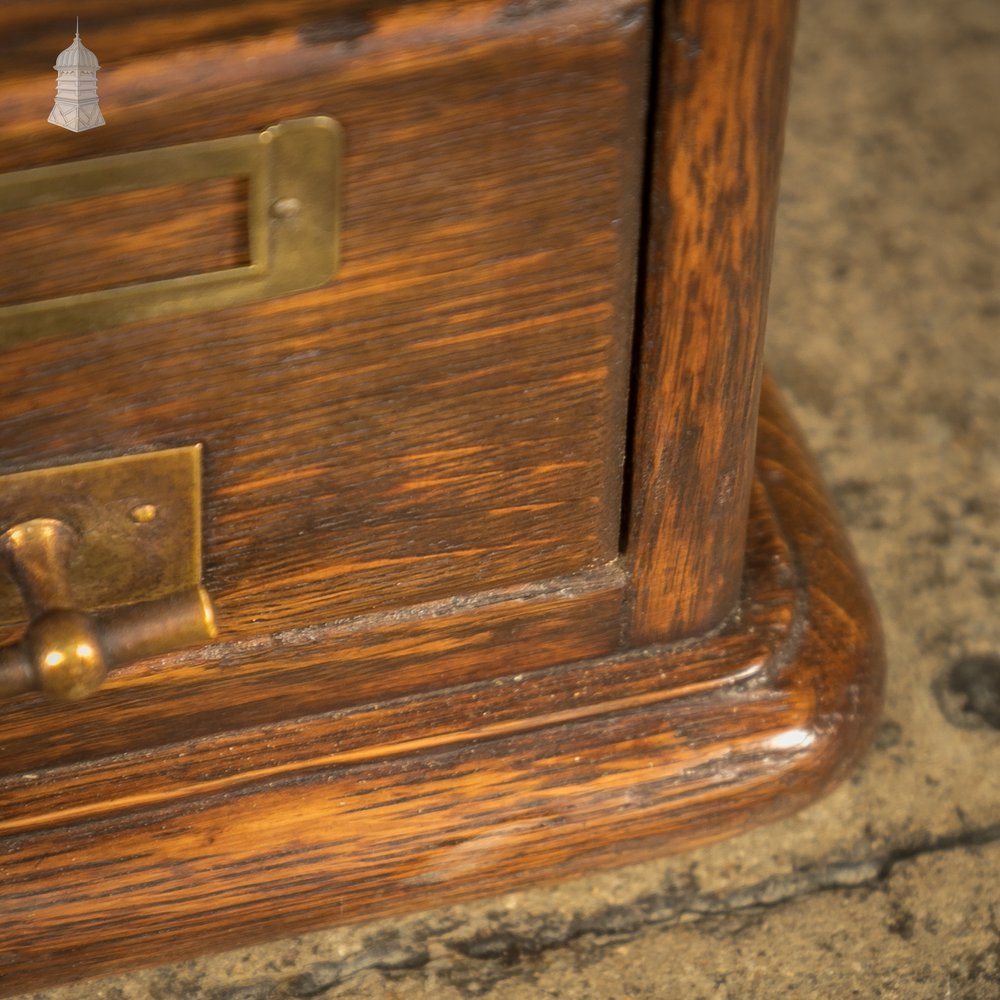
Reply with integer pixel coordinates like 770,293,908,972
0,568,625,774
0,0,648,637
0,380,884,996
626,0,797,643
0,3,885,995
0,178,249,306
0,0,650,761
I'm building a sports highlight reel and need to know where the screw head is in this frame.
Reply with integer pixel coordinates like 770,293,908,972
271,197,301,219
130,503,158,524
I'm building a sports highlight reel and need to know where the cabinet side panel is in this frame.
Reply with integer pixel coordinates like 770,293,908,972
626,0,796,642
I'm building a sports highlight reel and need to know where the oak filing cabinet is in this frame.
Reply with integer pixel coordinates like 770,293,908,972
0,1,883,992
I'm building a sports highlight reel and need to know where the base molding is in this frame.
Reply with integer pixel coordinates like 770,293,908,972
0,381,883,995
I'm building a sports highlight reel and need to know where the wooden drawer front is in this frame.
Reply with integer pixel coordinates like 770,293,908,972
0,1,648,636
0,2,649,768
0,10,873,995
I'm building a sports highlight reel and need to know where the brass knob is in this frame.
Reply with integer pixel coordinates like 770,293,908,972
0,518,216,702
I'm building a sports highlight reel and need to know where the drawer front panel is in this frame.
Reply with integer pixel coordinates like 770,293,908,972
0,1,648,638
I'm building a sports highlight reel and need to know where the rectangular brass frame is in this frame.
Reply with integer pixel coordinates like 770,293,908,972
0,117,342,348
0,446,203,625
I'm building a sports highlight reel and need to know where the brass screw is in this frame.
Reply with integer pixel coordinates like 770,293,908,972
130,504,158,524
271,197,301,220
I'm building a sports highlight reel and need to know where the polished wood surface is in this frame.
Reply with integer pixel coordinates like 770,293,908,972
0,178,249,306
0,569,625,772
0,2,885,994
0,0,650,770
627,0,796,643
0,0,647,635
0,381,884,995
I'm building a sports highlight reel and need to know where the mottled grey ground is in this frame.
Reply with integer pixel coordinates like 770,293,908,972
15,0,1000,996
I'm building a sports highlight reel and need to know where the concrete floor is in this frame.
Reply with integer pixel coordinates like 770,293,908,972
15,0,1000,996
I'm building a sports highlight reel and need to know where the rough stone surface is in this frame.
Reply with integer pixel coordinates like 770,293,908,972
14,0,1000,996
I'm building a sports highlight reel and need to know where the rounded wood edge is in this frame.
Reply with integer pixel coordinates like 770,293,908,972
542,374,887,867
0,381,884,997
753,374,886,808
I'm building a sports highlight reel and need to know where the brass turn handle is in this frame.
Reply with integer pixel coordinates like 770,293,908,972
0,518,216,702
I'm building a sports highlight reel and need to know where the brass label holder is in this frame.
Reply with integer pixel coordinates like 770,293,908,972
0,116,342,348
0,446,204,624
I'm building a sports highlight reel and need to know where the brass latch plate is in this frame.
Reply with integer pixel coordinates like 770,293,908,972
0,446,203,626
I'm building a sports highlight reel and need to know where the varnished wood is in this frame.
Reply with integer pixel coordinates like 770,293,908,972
0,2,885,995
0,0,647,637
0,178,249,307
0,568,625,773
0,381,883,996
626,0,797,643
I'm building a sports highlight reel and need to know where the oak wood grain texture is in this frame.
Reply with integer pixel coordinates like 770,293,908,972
0,0,647,636
0,381,884,996
0,567,624,775
0,178,249,306
626,0,797,643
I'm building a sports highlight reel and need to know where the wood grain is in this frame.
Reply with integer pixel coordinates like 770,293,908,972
0,566,625,775
0,0,648,635
0,380,884,996
0,4,886,995
625,0,797,643
0,178,249,306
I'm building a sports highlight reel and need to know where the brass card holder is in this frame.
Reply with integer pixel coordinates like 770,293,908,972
0,446,215,701
0,116,342,349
